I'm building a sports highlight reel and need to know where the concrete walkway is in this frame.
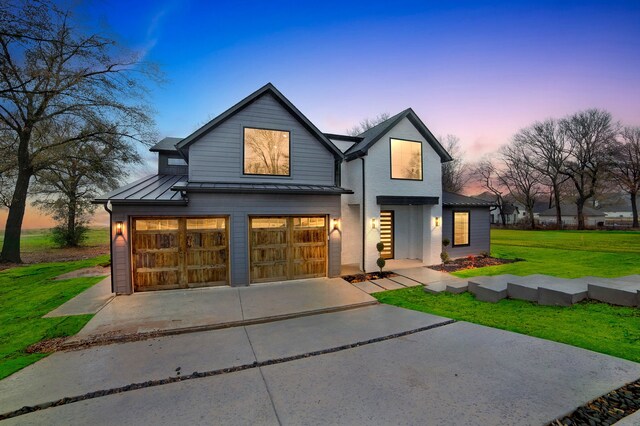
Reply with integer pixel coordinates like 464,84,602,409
2,305,638,425
68,277,376,342
44,276,113,318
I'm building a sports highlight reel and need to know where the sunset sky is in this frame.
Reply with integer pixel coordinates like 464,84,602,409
5,0,640,229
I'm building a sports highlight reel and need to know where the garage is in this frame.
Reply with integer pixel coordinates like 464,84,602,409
249,216,327,283
132,217,228,292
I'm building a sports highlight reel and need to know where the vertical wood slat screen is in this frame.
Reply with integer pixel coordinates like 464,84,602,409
379,211,394,259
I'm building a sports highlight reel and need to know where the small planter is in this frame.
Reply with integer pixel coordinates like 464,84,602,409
342,271,397,284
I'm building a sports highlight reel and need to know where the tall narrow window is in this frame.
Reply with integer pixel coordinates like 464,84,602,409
453,211,470,246
390,138,422,180
244,128,290,176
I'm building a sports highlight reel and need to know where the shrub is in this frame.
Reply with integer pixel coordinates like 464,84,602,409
50,225,89,248
377,257,386,272
440,251,450,264
442,238,450,248
376,241,385,253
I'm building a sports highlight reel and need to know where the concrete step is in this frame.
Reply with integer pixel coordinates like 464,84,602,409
445,280,468,294
467,274,520,295
369,278,405,291
423,281,447,294
537,279,590,306
388,275,422,287
506,274,554,302
586,277,640,307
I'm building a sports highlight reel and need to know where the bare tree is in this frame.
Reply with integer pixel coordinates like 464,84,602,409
0,0,160,262
474,158,508,226
514,119,570,228
346,113,390,136
499,141,544,229
559,109,618,230
609,126,640,227
440,135,470,193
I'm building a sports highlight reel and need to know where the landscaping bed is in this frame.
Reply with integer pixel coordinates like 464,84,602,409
342,271,397,283
428,254,519,273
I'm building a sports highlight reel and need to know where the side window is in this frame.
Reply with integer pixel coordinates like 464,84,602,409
453,211,470,246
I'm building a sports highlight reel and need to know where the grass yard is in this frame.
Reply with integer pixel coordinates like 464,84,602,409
377,229,640,362
0,255,109,380
454,229,640,278
0,227,109,252
374,288,640,363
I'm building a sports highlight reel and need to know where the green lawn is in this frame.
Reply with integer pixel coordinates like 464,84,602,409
374,288,640,363
0,227,109,252
376,229,640,362
453,229,640,278
0,255,109,380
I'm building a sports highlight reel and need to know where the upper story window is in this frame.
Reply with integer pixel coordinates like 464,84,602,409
243,127,290,176
167,157,187,166
453,211,470,246
390,138,422,180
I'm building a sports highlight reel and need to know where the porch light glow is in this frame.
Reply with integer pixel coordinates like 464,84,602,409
332,218,340,230
435,216,440,227
371,218,377,229
115,221,123,236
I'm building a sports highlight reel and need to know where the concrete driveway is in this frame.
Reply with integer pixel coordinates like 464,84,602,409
2,305,639,425
68,277,376,342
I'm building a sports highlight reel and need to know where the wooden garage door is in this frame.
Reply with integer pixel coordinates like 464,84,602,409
250,216,327,283
132,217,228,292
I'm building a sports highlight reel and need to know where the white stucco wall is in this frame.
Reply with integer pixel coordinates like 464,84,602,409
361,117,443,270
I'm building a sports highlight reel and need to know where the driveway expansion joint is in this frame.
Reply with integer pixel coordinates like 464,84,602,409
0,318,456,421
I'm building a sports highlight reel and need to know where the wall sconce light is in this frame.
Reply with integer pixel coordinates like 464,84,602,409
331,217,340,231
434,216,440,227
371,218,377,229
115,221,123,236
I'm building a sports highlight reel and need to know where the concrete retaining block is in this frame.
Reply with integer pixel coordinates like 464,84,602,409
445,281,468,294
538,279,590,306
587,278,640,307
507,275,556,302
467,275,520,295
474,282,508,303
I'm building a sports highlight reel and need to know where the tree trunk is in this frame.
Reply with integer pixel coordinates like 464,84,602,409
553,184,563,230
67,196,77,247
631,191,639,228
528,207,535,229
0,168,31,263
576,199,586,230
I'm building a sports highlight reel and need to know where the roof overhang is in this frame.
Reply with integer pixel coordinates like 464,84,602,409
172,182,353,196
377,196,439,205
91,198,188,206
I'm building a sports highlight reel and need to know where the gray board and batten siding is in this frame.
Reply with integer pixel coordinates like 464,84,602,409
187,92,337,185
110,193,342,294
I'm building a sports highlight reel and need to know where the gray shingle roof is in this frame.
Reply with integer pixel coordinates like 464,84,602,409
171,181,353,195
150,137,182,153
93,174,188,205
443,191,495,207
344,109,453,163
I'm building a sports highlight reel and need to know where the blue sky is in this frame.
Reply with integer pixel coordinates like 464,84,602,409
78,0,639,158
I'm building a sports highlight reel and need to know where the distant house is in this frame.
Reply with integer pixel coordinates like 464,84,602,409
475,192,546,225
538,204,605,227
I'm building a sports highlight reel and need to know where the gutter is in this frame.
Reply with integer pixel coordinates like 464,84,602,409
103,201,115,293
361,157,366,273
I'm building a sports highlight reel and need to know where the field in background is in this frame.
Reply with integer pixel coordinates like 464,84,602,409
0,227,109,265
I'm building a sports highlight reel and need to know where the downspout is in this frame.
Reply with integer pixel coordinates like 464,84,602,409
361,156,366,273
103,201,115,293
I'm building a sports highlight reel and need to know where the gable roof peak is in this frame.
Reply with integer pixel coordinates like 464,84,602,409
175,83,343,159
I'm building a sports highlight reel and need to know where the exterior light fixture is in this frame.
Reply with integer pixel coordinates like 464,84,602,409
371,218,377,229
332,218,340,230
435,216,440,227
115,221,123,236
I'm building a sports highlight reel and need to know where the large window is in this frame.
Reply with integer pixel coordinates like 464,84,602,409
390,138,422,180
244,127,290,176
453,211,470,246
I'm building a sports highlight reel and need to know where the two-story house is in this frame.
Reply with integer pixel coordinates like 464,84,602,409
95,83,490,294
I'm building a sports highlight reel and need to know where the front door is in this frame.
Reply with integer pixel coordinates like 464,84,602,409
249,216,327,283
379,210,394,259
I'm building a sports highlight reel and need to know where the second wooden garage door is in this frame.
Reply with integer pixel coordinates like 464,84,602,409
250,216,327,283
132,217,228,292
